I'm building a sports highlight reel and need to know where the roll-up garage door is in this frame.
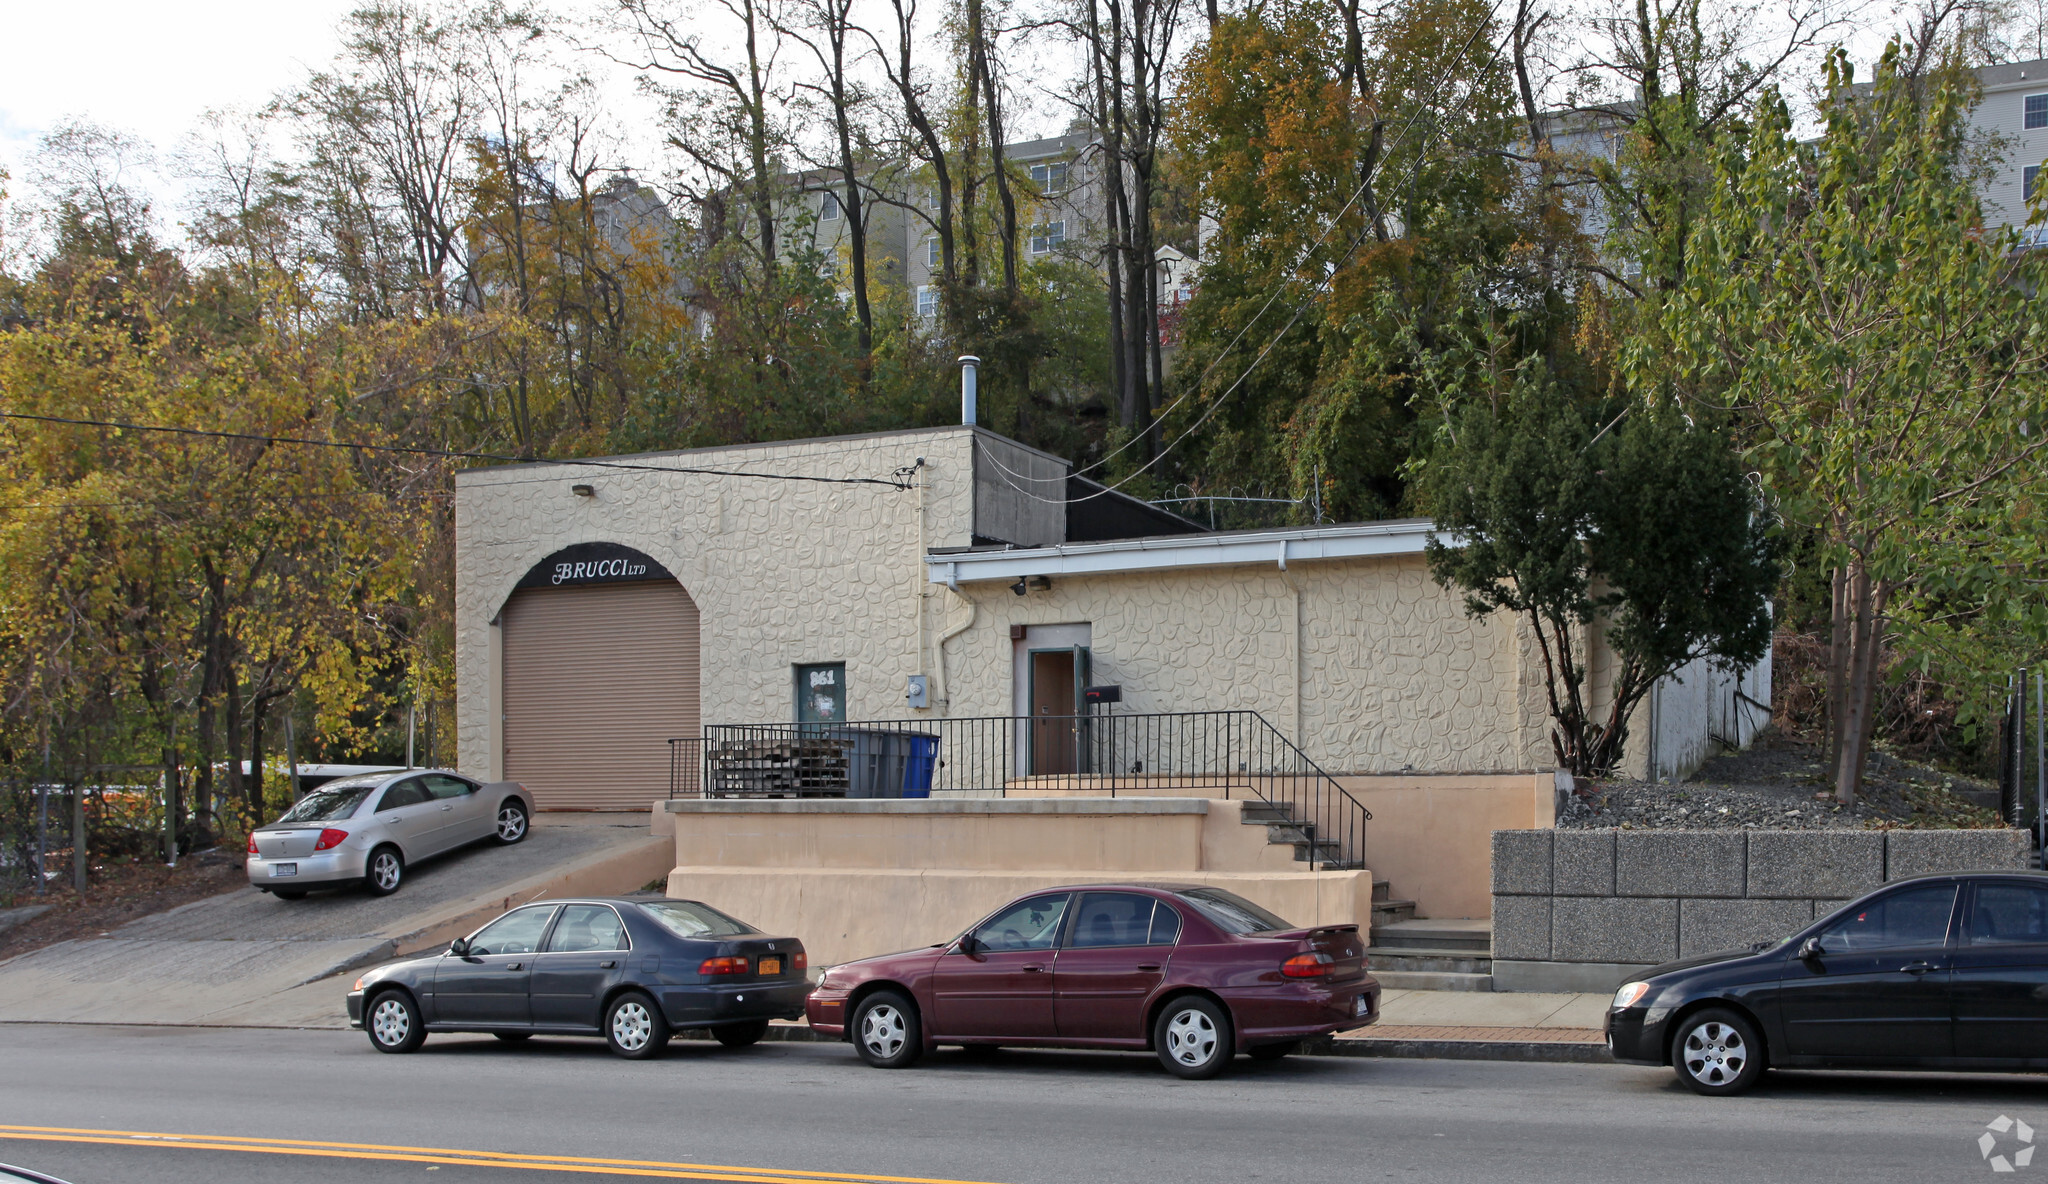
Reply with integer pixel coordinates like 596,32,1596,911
501,581,700,810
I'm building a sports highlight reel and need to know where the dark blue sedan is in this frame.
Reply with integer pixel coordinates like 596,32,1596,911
347,896,809,1058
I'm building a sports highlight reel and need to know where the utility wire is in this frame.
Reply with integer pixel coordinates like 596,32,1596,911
0,412,918,490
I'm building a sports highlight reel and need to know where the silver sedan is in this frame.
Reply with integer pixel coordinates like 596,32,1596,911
247,770,532,898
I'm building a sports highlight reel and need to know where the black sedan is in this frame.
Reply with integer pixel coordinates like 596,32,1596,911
1608,871,2048,1095
347,896,809,1058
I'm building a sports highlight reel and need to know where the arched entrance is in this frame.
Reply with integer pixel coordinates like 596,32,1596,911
498,544,700,810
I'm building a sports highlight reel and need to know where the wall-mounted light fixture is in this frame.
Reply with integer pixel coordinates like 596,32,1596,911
571,483,596,497
1010,578,1028,596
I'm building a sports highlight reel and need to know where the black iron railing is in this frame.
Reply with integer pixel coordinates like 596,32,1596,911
677,711,1370,870
666,738,703,800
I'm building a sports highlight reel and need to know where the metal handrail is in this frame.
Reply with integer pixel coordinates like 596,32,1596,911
686,711,1370,870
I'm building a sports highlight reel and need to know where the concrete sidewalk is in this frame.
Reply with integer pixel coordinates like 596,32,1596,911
0,816,671,1029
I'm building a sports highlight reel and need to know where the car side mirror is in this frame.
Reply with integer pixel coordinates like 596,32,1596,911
956,933,983,957
448,937,470,957
1798,936,1824,962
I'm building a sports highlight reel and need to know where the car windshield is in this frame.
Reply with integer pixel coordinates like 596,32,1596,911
639,900,754,939
1176,887,1294,934
272,784,376,824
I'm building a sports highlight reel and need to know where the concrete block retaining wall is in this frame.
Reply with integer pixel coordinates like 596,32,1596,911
1490,828,2029,992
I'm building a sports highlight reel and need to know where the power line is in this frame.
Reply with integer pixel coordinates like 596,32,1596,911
0,412,918,490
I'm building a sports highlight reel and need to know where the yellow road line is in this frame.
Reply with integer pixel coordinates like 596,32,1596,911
0,1125,1011,1184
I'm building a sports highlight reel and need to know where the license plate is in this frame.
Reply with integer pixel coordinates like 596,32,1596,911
272,864,297,877
758,956,782,976
1353,994,1371,1017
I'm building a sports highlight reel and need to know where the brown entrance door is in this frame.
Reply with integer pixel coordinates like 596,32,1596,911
1029,647,1089,775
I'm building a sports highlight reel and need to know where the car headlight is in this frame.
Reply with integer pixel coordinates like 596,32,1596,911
352,975,367,992
1612,982,1652,1010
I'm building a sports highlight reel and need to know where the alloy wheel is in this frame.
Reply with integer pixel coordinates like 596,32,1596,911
371,998,410,1048
611,1000,654,1052
496,806,527,842
371,852,402,892
861,1003,908,1060
1680,1019,1749,1088
1164,1007,1218,1068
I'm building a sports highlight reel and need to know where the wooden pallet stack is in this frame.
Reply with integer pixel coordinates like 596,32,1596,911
706,736,853,797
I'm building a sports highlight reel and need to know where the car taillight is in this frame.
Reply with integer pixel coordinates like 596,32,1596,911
1281,952,1334,978
700,956,749,976
247,834,259,855
794,951,807,972
314,829,348,851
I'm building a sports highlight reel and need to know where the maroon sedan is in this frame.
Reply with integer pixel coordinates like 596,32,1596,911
805,883,1378,1078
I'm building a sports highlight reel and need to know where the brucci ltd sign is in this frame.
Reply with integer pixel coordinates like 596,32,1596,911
513,543,675,592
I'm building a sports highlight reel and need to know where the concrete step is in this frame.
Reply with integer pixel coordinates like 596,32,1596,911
1240,801,1295,823
1294,839,1342,862
1372,879,1391,903
1370,970,1495,992
1372,919,1493,952
1365,947,1494,975
1371,898,1417,926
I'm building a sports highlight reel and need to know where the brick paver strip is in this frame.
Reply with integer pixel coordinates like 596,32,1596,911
1340,1024,1606,1044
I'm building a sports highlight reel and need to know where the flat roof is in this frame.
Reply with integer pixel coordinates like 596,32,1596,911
926,518,1439,582
452,423,994,482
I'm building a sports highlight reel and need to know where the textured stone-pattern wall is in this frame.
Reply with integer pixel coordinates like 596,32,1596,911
456,427,980,777
940,553,1540,773
1492,828,2031,965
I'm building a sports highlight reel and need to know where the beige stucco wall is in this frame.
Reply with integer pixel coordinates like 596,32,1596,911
938,553,1549,774
662,798,1373,967
1340,773,1555,920
455,427,983,780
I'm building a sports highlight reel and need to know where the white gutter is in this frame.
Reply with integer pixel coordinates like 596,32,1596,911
926,520,1445,584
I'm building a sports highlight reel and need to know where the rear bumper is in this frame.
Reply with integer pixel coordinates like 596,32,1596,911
1231,975,1380,1047
247,850,367,890
661,980,810,1027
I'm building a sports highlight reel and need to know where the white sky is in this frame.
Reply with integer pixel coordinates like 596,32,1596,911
0,0,362,182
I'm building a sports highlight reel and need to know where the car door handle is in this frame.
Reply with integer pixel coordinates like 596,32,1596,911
506,962,523,971
1137,963,1161,971
600,961,617,969
1901,961,1938,975
1021,964,1046,973
441,805,454,812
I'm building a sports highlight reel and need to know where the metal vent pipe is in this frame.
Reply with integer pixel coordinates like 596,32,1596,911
958,355,980,426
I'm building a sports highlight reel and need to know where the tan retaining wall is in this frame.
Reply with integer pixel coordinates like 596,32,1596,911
661,797,1373,967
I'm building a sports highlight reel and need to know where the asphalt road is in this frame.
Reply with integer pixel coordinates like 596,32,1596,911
3,1023,2045,1184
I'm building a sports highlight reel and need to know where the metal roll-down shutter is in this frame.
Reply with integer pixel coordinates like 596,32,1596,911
500,580,701,810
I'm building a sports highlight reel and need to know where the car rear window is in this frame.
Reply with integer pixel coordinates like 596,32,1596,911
273,786,374,824
639,900,755,939
1175,887,1294,935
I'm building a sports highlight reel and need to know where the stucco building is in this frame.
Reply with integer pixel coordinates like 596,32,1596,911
453,422,1767,820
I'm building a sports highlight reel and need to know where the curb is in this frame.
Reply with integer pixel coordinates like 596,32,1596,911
717,1022,1612,1063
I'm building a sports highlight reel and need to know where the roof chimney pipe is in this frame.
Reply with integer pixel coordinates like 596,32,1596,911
958,355,980,426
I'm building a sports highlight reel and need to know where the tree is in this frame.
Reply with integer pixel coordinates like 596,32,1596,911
1647,39,2048,802
1423,375,1780,776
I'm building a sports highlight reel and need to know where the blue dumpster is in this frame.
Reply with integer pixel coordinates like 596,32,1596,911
902,735,939,798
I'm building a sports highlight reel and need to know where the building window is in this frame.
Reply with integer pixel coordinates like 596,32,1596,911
2029,94,2048,130
926,189,942,211
1029,162,1069,193
820,190,843,221
916,285,939,318
1029,220,1065,255
926,236,941,268
796,662,846,723
2028,165,2041,201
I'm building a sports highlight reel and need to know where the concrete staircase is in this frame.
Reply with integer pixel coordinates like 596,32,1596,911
1366,918,1495,992
1239,800,1367,870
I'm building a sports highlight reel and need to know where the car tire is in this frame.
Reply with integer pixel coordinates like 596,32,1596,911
493,1032,533,1043
715,1020,770,1048
1671,1008,1766,1096
273,890,307,901
851,991,923,1069
493,800,529,845
366,990,426,1054
605,991,670,1060
1249,1040,1299,1062
1155,995,1233,1080
364,846,404,897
